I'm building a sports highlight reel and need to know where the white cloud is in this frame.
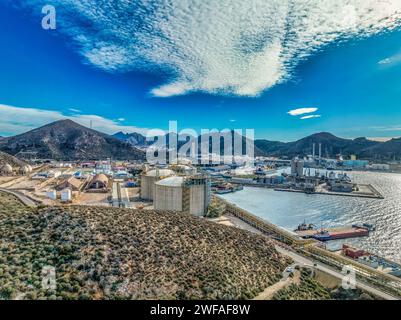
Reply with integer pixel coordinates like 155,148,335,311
378,52,401,66
300,114,321,120
287,108,318,116
371,125,401,131
367,137,396,142
18,1,401,97
0,104,147,136
68,108,81,113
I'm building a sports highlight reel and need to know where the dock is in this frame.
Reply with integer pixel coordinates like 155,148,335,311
274,183,384,199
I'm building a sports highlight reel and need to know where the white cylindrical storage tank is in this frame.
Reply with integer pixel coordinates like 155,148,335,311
61,188,72,202
0,163,13,175
171,164,197,175
188,184,207,216
26,165,33,172
46,189,57,200
154,176,183,211
19,165,30,175
140,169,174,200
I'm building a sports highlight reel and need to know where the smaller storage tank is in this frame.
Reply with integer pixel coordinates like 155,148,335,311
61,188,72,202
46,189,57,200
140,168,174,200
19,165,31,175
0,163,13,175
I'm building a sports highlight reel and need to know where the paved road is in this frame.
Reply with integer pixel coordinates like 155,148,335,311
275,245,400,301
0,188,38,207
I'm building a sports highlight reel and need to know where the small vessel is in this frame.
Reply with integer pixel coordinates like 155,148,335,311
214,183,243,194
313,230,332,241
215,189,233,194
294,221,315,231
352,223,376,232
254,167,266,175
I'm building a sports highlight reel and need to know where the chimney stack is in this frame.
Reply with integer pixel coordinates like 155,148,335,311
319,143,322,160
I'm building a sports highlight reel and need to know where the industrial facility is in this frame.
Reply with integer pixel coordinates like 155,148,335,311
140,168,175,200
139,164,211,216
153,175,211,216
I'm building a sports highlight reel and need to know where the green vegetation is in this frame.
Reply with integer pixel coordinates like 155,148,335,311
273,268,375,300
206,198,226,218
0,191,289,300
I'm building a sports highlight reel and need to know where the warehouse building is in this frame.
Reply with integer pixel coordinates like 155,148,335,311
87,174,109,192
56,176,83,192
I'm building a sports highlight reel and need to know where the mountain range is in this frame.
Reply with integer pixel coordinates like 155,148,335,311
0,120,145,161
0,119,400,161
114,130,400,160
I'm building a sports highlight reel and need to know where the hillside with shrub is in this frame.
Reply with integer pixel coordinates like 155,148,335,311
0,191,289,300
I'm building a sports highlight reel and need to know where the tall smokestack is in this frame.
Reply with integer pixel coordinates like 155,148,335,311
312,143,315,159
319,143,322,160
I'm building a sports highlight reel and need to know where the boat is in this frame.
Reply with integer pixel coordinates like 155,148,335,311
214,183,243,194
312,227,369,241
295,224,370,241
215,189,233,194
294,221,315,232
313,230,332,241
352,223,376,232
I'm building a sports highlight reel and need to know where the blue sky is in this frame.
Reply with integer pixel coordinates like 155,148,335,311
2,1,401,141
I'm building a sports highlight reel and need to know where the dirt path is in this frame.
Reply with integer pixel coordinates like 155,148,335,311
253,270,301,300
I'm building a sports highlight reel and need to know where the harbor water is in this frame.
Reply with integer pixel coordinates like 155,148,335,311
220,170,401,263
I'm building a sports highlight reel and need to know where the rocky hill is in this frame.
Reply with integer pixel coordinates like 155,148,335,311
0,120,145,161
113,131,151,148
0,150,26,168
358,137,401,160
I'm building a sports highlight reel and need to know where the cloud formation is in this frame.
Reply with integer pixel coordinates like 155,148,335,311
0,104,147,136
287,107,318,116
300,114,321,120
17,1,401,97
378,52,401,66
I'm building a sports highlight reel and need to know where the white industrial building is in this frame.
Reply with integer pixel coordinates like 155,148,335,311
291,159,304,177
154,175,210,216
140,168,175,200
367,163,390,171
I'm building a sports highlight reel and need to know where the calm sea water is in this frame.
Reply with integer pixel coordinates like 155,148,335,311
220,170,401,263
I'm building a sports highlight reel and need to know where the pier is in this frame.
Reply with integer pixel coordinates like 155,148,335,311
274,183,384,199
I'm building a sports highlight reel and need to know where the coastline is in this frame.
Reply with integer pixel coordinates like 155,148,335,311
212,195,401,288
